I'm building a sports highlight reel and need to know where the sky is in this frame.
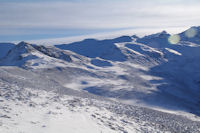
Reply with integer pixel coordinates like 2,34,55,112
0,0,200,43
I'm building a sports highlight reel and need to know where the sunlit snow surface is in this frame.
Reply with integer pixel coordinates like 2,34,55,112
0,86,159,133
0,84,200,133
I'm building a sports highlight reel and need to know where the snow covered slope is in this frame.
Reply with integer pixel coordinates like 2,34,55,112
179,26,200,44
0,71,200,133
0,41,73,69
1,27,200,132
0,43,15,59
55,38,130,61
136,31,170,48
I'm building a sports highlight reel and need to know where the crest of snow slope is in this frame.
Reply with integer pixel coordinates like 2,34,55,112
0,41,75,69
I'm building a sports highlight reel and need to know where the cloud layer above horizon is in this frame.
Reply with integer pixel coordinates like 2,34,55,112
0,0,200,42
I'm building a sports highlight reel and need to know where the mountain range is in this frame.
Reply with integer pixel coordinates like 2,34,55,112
0,26,200,133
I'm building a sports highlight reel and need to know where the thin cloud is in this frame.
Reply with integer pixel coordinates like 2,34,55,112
0,0,200,41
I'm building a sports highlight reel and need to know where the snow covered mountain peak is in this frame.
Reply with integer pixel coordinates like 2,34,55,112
144,30,169,38
12,41,35,54
179,26,200,44
0,41,73,68
17,41,31,47
136,31,170,48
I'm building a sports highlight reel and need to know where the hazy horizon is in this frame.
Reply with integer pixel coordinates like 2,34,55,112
1,0,200,42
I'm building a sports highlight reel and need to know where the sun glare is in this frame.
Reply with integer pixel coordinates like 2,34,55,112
168,34,180,44
185,27,197,38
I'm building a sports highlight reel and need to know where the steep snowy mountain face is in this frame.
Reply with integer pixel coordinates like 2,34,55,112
1,27,200,133
55,36,133,61
0,43,15,59
137,31,170,48
179,26,200,44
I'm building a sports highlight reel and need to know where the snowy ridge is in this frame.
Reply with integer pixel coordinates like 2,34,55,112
0,26,200,132
0,42,74,69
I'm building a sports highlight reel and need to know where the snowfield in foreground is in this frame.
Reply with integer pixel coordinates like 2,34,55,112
1,26,200,132
0,82,200,133
0,83,160,133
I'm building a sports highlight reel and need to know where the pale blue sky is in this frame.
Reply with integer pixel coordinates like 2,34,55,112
0,0,200,42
